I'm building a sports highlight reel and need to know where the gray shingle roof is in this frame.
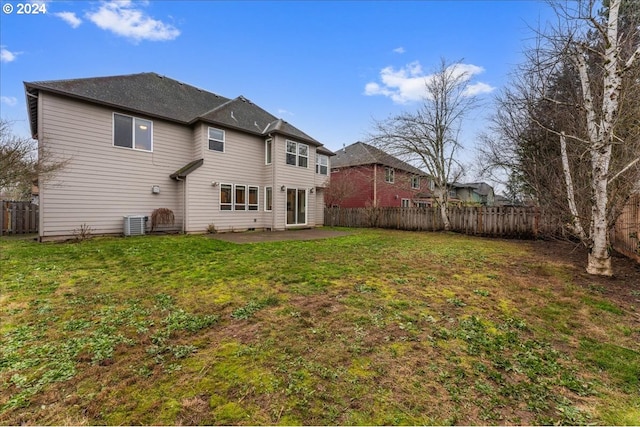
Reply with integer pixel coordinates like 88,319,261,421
332,142,426,175
24,72,323,146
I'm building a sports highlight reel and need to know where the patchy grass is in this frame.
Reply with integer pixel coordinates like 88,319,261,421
1,229,639,425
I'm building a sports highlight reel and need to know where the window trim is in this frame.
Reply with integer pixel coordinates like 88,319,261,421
208,127,225,153
385,167,395,184
113,112,153,152
411,175,420,189
265,186,273,212
265,138,272,165
401,198,411,208
220,183,233,211
285,139,309,168
316,154,328,175
248,186,259,211
235,184,247,211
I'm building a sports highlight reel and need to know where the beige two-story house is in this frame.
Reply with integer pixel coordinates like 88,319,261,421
25,72,333,241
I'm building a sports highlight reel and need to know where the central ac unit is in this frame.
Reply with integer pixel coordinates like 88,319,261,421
124,215,146,236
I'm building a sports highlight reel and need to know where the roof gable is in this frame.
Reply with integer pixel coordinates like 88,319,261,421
332,142,426,176
24,72,323,146
26,73,229,124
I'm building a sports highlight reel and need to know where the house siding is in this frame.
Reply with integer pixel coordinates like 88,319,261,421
185,126,272,233
272,135,318,229
331,165,429,208
38,93,192,239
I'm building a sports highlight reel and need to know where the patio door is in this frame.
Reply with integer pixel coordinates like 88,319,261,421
286,188,306,225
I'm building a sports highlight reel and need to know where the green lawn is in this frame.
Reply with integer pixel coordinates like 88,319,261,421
1,229,639,425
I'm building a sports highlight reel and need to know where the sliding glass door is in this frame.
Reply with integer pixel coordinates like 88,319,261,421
286,188,306,225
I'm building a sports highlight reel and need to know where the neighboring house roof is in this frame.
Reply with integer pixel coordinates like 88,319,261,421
452,182,493,196
332,142,426,176
24,72,324,147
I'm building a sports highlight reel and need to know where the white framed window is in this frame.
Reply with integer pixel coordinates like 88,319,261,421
429,179,435,191
265,186,273,211
208,127,225,152
401,198,411,208
286,140,297,165
449,189,457,198
298,143,308,168
265,139,272,165
316,154,328,175
385,167,394,183
248,186,259,211
235,185,246,210
113,113,153,152
220,184,232,211
411,176,420,189
286,140,308,168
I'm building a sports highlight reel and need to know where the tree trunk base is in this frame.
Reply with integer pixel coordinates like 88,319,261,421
586,252,613,276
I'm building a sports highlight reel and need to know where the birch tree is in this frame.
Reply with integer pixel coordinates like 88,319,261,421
547,0,639,275
368,58,478,230
479,0,640,276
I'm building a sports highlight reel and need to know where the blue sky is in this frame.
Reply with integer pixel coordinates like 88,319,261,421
0,0,557,168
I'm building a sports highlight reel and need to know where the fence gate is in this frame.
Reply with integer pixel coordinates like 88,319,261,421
1,201,39,235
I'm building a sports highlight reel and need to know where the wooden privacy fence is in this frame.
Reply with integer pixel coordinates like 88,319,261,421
1,201,39,236
611,194,640,263
325,206,564,239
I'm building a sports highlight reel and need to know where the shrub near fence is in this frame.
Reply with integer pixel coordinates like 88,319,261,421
324,206,564,239
1,201,39,236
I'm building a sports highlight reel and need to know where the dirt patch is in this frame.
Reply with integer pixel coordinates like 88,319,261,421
527,239,640,309
208,228,350,244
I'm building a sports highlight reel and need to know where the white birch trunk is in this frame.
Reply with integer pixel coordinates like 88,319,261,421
560,133,587,241
574,0,628,276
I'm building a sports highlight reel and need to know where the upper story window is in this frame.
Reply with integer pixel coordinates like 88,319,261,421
286,140,308,168
265,139,272,165
429,179,435,191
316,154,328,175
385,167,395,183
113,113,152,151
411,175,420,189
449,189,457,198
208,127,225,152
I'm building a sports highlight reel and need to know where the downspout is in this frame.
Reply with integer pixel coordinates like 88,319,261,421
268,133,275,232
373,165,378,207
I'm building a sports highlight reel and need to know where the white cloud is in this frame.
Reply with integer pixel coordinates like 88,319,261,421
278,108,294,116
55,11,82,28
393,47,405,54
1,96,18,107
0,47,18,63
86,0,180,42
464,81,495,97
364,61,495,104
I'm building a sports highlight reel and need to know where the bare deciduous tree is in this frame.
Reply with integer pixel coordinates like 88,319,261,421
368,58,479,230
0,119,67,200
479,0,640,276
